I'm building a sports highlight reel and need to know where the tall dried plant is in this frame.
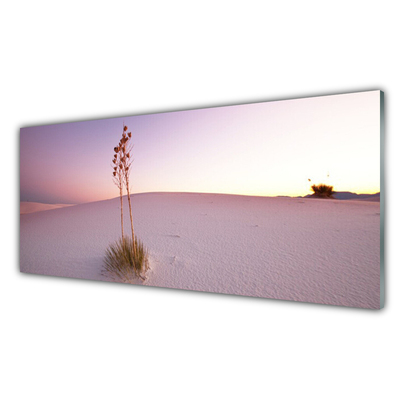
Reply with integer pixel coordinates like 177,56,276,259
106,124,149,282
118,125,136,257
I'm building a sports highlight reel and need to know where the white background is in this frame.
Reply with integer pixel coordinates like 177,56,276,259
1,1,398,399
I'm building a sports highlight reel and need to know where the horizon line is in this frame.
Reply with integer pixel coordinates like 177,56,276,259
20,189,381,206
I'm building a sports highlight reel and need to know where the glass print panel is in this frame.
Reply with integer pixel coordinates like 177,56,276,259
20,90,384,309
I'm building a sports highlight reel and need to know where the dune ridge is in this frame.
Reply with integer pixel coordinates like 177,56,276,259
20,202,76,215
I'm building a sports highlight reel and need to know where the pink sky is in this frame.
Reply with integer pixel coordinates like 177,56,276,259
20,91,381,204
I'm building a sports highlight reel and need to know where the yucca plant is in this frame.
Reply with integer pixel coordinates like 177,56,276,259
311,183,334,198
104,236,149,282
105,123,150,282
119,125,136,257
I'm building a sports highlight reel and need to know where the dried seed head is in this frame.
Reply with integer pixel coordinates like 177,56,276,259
113,172,116,176
114,147,118,153
128,132,131,138
124,126,128,132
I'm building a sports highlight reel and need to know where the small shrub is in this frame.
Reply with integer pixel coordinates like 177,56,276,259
311,184,334,198
104,236,149,283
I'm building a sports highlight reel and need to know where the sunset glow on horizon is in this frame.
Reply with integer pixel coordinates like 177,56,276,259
20,91,381,204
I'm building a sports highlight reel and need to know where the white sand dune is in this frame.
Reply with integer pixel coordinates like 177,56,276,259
20,192,381,308
20,202,76,214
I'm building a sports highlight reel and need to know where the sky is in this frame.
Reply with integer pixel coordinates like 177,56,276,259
20,91,381,204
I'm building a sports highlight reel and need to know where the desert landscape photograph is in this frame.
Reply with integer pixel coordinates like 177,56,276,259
20,90,382,308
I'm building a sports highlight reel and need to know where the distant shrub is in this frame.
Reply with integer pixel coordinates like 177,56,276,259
104,236,149,283
311,184,334,198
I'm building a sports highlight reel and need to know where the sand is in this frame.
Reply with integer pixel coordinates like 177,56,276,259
20,193,381,308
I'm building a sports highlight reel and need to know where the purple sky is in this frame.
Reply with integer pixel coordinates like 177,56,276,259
20,91,381,204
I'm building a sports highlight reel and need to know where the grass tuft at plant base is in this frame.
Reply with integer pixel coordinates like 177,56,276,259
104,236,149,283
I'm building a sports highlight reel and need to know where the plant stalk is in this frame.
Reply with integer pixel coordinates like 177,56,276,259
119,183,124,242
126,175,136,257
